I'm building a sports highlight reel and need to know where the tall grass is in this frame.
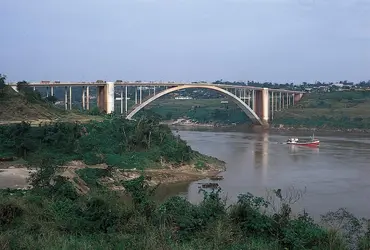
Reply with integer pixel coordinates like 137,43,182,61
1,176,368,250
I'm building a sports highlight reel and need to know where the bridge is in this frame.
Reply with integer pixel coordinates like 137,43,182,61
7,81,303,126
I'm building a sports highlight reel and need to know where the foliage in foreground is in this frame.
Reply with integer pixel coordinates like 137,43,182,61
1,175,369,250
0,116,203,170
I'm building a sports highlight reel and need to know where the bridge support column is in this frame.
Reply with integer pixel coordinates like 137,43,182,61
139,86,142,104
271,92,274,120
255,88,269,125
294,93,303,104
51,87,54,96
86,86,90,110
120,87,123,114
125,86,128,115
64,87,68,110
69,86,72,110
135,88,138,104
279,92,282,110
82,86,86,110
275,92,278,111
252,90,255,112
97,82,115,113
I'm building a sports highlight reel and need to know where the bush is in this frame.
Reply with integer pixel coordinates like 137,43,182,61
0,202,23,226
0,175,362,249
0,116,197,170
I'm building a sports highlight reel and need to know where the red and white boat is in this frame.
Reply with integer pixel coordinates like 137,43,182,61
286,135,320,147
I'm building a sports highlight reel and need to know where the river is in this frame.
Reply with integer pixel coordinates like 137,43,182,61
1,127,369,219
160,128,370,219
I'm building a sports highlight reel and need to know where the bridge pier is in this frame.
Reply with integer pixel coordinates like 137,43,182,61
254,88,269,125
69,86,72,110
64,87,68,110
120,87,124,114
125,86,128,114
86,86,90,110
294,93,303,103
135,88,138,104
82,86,86,110
139,86,142,104
271,92,274,120
96,82,115,113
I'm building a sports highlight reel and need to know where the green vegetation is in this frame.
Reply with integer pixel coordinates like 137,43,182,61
143,98,251,125
0,74,6,92
0,116,210,172
136,91,370,129
1,74,370,248
0,80,97,124
273,91,370,129
1,173,370,249
0,115,369,249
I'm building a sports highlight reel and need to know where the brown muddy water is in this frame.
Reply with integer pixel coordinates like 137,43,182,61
1,127,370,219
164,128,370,219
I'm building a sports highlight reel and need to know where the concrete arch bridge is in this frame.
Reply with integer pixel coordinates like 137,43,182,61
119,84,303,126
7,81,303,126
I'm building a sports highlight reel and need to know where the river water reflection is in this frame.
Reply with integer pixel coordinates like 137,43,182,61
161,128,370,219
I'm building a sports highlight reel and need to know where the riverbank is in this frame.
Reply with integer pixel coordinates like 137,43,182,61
1,162,367,249
270,124,370,134
0,158,225,191
160,118,235,128
2,124,370,249
0,117,226,193
163,118,370,134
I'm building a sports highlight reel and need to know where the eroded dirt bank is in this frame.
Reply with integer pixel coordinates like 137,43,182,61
0,160,225,192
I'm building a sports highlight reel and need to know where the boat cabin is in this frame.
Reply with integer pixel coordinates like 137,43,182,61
287,138,299,143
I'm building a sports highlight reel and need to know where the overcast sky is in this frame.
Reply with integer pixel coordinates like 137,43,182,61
1,0,369,83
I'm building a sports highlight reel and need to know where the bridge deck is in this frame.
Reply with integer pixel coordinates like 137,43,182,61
7,82,303,94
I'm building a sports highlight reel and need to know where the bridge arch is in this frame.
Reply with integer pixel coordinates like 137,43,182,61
126,85,263,125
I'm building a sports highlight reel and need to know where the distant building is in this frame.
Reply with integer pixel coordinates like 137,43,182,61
175,96,193,100
115,97,131,100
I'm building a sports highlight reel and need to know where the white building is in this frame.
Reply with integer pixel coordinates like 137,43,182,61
175,96,193,100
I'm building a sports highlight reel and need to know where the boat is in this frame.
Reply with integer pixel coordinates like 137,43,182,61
198,183,219,189
209,176,224,181
286,135,320,147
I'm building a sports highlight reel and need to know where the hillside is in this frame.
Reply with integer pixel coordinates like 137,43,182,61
272,91,370,129
139,91,370,129
0,86,97,124
143,98,251,125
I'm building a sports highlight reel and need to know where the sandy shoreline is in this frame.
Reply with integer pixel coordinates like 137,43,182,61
0,160,225,191
0,167,35,189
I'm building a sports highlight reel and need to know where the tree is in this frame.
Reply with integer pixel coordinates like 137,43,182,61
16,81,31,92
45,95,58,104
165,112,173,120
0,74,6,92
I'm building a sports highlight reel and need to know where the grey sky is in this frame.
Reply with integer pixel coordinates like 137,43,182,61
1,0,369,83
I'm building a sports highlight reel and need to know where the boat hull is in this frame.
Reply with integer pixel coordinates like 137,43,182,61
287,140,320,147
